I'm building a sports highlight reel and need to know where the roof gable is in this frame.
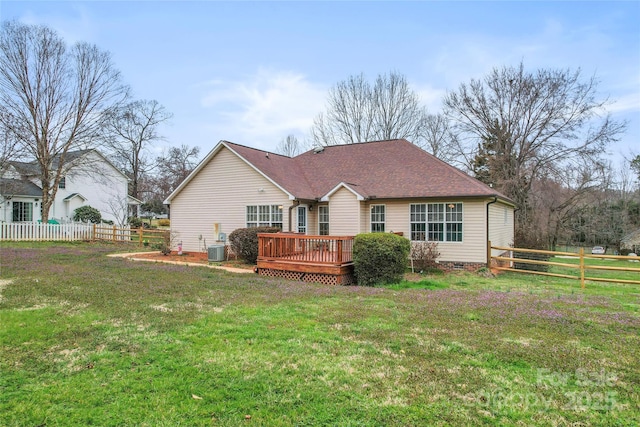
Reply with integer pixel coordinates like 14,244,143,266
167,138,513,205
8,149,127,180
63,193,87,202
320,182,365,201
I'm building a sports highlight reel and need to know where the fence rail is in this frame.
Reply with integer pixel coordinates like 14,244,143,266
1,222,168,247
1,222,93,241
490,242,640,287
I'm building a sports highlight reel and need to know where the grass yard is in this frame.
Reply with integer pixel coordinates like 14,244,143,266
1,242,639,426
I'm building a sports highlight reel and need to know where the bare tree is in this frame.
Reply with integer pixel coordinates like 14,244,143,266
0,108,23,172
152,144,200,200
418,113,460,165
0,20,128,222
311,72,428,146
105,194,130,227
275,134,302,157
443,62,626,243
102,99,172,199
537,160,608,249
631,154,640,184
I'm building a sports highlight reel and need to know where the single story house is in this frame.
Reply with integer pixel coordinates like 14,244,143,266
0,149,138,225
165,139,515,269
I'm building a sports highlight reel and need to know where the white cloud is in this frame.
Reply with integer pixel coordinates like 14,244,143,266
17,5,97,45
198,68,327,149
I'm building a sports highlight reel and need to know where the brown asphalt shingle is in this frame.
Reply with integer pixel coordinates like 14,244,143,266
224,139,510,202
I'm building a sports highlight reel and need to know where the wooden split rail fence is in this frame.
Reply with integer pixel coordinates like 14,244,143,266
1,222,168,247
489,242,640,287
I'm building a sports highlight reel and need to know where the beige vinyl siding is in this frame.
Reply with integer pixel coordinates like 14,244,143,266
363,198,489,264
170,146,291,252
305,205,317,235
455,200,487,263
359,201,368,233
361,200,407,234
327,187,361,235
489,202,514,255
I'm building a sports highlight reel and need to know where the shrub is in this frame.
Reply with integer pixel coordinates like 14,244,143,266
228,226,281,264
152,230,173,255
157,219,170,227
409,241,441,272
353,233,410,286
129,217,143,228
73,206,102,224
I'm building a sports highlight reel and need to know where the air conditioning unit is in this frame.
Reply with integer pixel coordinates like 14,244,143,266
208,245,225,262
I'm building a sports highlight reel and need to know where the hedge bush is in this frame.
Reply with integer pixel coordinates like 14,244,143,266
228,226,281,264
353,233,411,286
73,205,102,224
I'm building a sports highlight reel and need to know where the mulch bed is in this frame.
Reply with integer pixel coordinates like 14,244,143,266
131,251,253,270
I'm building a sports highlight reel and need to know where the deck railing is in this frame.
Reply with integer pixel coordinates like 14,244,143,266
258,233,354,265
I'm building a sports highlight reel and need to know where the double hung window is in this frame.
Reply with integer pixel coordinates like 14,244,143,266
370,205,385,232
410,203,462,242
246,205,283,229
318,206,329,235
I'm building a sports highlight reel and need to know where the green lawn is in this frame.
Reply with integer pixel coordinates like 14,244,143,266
1,242,639,426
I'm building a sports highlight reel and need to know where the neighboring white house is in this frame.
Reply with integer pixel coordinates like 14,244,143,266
165,139,516,269
0,149,137,225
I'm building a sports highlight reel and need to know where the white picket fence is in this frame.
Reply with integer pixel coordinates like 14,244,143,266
0,222,94,241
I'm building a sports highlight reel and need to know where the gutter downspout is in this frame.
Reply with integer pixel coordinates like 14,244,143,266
486,196,498,268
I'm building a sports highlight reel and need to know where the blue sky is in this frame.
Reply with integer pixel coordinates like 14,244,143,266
2,1,639,165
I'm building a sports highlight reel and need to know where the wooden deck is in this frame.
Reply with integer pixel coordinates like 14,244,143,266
257,233,355,285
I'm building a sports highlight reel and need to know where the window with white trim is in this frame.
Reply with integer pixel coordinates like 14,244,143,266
370,204,385,232
410,202,463,242
246,205,283,229
318,205,329,236
297,206,307,233
58,177,66,189
12,201,33,222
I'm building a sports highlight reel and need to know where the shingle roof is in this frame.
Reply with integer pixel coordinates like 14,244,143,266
0,178,43,197
223,139,512,203
9,149,98,177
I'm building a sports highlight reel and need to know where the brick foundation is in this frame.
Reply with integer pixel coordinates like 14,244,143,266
437,261,486,272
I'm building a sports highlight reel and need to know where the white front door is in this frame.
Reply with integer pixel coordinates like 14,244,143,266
297,206,307,234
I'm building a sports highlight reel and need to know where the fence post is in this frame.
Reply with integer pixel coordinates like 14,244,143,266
92,223,97,242
112,225,116,242
139,227,143,247
580,247,585,289
487,240,492,269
